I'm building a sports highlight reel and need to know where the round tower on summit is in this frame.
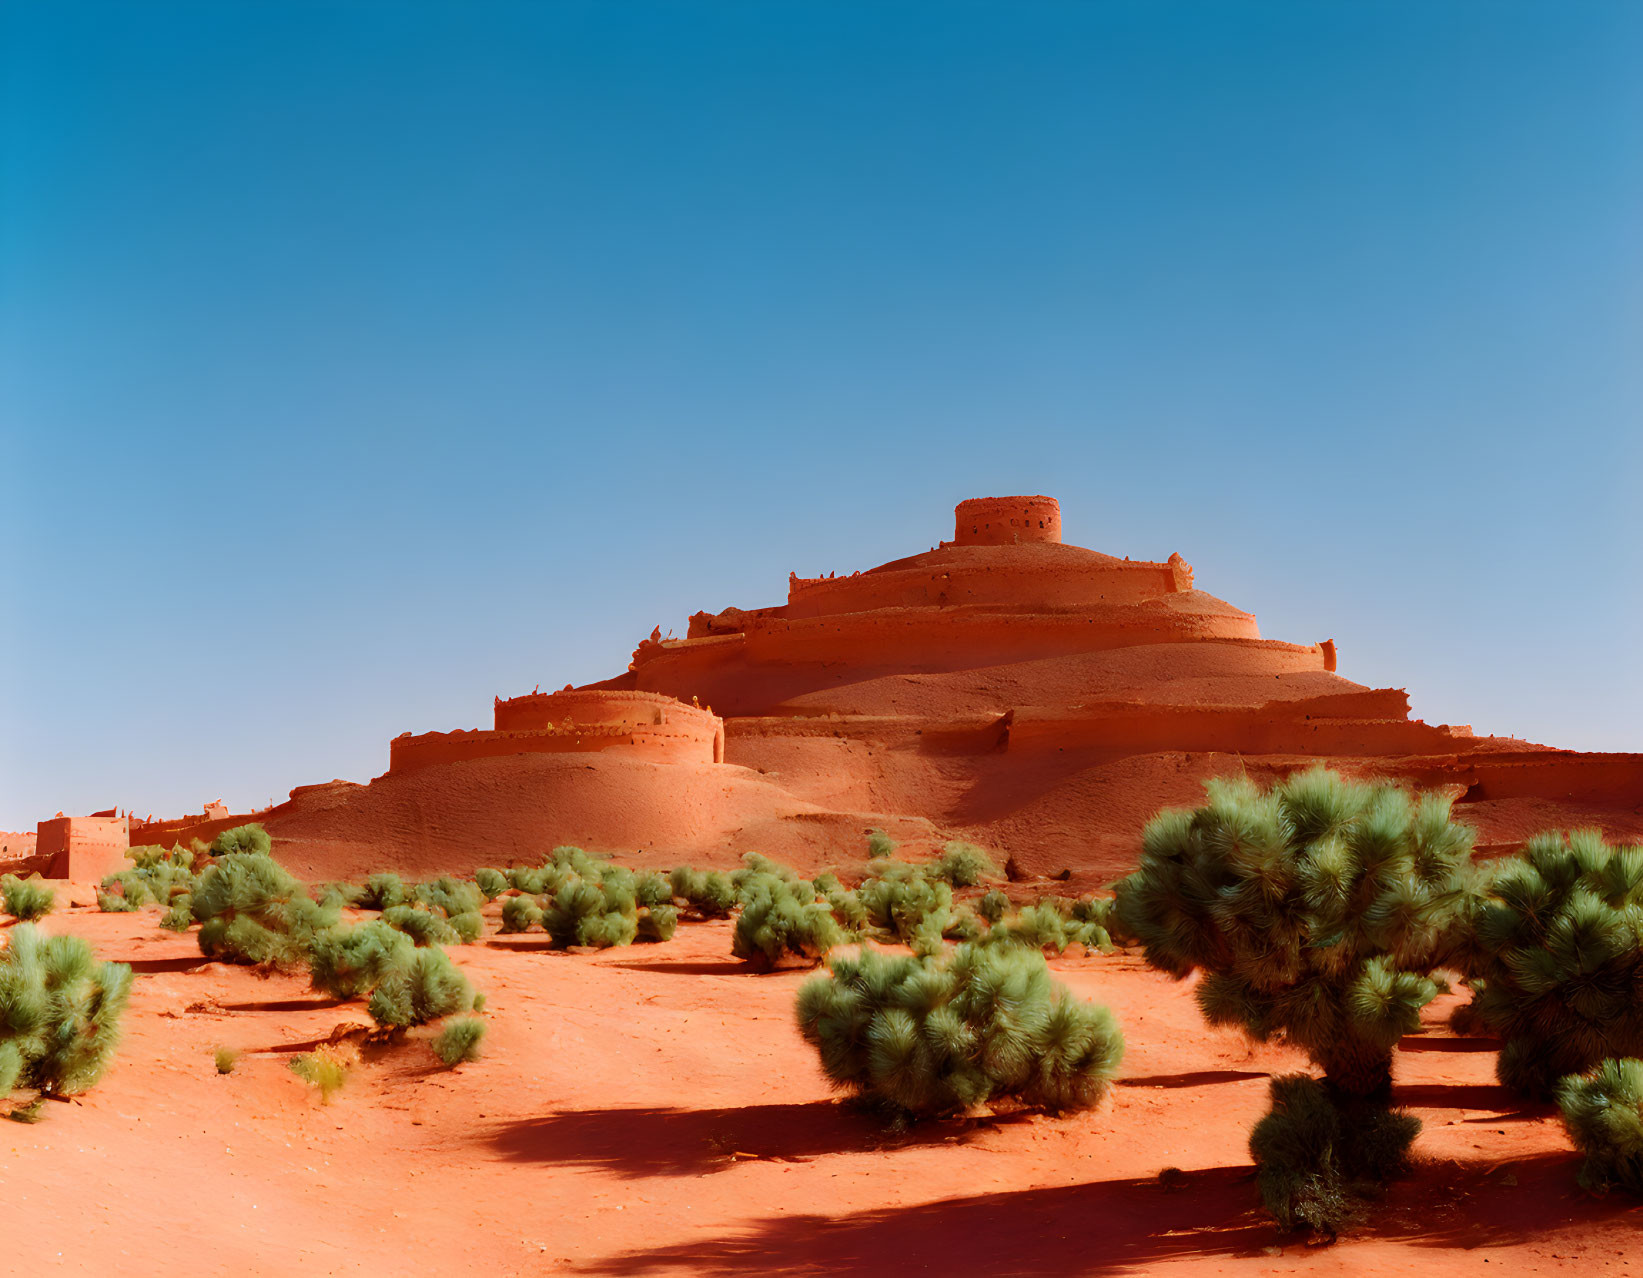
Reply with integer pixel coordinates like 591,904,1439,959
952,495,1062,546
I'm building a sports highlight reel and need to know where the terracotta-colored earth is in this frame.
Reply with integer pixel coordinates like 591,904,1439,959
14,495,1642,1273
10,895,1637,1277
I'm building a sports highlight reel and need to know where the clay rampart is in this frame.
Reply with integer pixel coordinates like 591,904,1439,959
495,688,719,735
1001,701,1469,757
389,719,720,774
782,557,1182,618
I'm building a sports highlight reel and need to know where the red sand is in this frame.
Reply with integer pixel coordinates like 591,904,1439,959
10,899,1638,1277
129,495,1643,881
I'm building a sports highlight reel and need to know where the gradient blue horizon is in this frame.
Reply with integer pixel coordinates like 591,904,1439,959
3,2,1640,830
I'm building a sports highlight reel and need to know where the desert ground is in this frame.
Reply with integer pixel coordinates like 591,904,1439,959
8,885,1636,1278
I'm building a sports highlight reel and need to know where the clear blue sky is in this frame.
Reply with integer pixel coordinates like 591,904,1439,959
3,2,1640,829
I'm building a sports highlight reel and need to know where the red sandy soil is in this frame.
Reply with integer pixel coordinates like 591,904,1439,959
9,896,1638,1277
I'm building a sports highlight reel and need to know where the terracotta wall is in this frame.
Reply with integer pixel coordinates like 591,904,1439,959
1001,701,1467,758
38,814,129,881
948,495,1062,546
388,719,721,774
783,558,1181,618
494,688,720,735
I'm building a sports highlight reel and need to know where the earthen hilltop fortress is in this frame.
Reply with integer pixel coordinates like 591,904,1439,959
39,496,1643,885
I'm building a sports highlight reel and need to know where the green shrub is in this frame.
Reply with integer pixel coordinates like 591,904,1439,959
507,866,551,895
214,1047,237,1075
499,895,544,934
928,842,1000,888
367,945,475,1030
127,844,194,872
474,868,508,901
1468,831,1643,1098
1556,1058,1643,1196
412,876,484,918
855,863,962,956
308,920,417,1000
0,925,133,1099
209,824,271,859
192,853,338,968
1249,1075,1421,1235
983,897,1113,955
96,889,139,913
289,1042,356,1103
1,875,54,922
383,904,462,948
434,1016,487,1066
1113,769,1476,1229
977,889,1010,925
670,866,736,918
158,894,195,932
358,873,408,911
542,878,637,949
732,876,845,968
317,882,367,910
796,943,1124,1118
637,902,679,943
866,829,897,861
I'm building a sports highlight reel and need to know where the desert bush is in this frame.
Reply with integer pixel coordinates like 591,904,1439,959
855,863,963,956
866,829,897,861
0,925,133,1099
412,876,484,918
984,896,1114,955
1467,830,1643,1098
317,882,368,910
357,872,408,911
507,866,551,895
191,853,338,967
977,889,1010,925
308,920,417,999
289,1042,357,1103
1113,768,1477,1230
816,872,872,932
214,1047,237,1075
98,856,197,913
209,824,271,859
542,878,638,949
928,842,1000,888
1,875,54,922
127,844,195,872
158,894,195,932
1249,1074,1421,1235
670,866,736,918
1556,1058,1643,1196
732,875,845,968
434,1016,487,1066
367,945,475,1030
499,895,544,934
382,904,462,947
796,942,1124,1118
474,868,508,901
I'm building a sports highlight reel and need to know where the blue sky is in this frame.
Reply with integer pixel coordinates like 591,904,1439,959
2,2,1640,829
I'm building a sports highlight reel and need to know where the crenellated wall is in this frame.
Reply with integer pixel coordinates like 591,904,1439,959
389,689,724,775
947,495,1062,546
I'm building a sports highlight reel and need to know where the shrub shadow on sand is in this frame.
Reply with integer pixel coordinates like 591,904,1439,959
489,1101,1028,1179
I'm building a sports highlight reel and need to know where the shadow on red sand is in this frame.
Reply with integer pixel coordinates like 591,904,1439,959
571,1149,1631,1277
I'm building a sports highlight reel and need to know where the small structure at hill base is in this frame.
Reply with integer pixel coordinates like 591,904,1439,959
38,810,130,880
